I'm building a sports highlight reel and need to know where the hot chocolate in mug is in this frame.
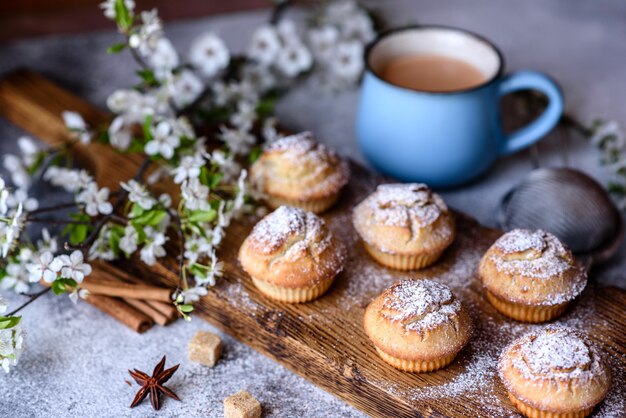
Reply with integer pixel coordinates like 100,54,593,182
356,25,563,187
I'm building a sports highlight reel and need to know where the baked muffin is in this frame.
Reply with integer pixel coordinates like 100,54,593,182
249,132,350,214
238,206,346,303
478,229,586,323
352,183,455,270
499,327,611,418
363,279,472,372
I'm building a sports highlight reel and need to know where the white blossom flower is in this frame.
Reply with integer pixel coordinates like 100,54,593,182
17,137,39,167
107,115,133,151
148,38,179,79
262,117,283,143
0,178,9,215
76,182,113,216
170,70,204,108
88,227,115,261
145,120,180,159
0,323,24,373
68,288,90,304
234,170,247,212
37,228,57,254
44,167,93,193
1,248,32,293
172,154,203,184
59,250,92,283
276,19,299,44
3,155,30,190
325,0,359,23
248,26,281,66
275,42,312,77
330,40,364,81
27,251,63,283
211,149,241,181
218,126,256,156
119,225,139,255
121,179,155,210
6,188,38,213
241,64,276,93
140,229,167,266
129,8,162,55
100,0,135,20
106,89,144,116
180,286,208,304
184,235,211,264
340,12,375,43
62,111,91,144
308,25,340,62
1,204,24,258
189,33,230,78
181,178,210,211
230,100,257,132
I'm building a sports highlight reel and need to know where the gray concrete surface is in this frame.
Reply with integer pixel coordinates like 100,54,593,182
0,1,624,417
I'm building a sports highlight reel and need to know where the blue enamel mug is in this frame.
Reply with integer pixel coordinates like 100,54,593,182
356,26,563,187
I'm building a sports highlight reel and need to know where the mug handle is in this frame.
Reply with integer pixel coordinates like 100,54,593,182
497,70,564,155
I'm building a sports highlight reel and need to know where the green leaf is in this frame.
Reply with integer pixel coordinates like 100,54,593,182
178,304,194,313
0,316,21,330
136,69,159,88
107,42,127,54
187,209,217,223
108,224,125,255
114,0,133,30
51,278,78,295
248,146,263,164
129,202,145,218
209,172,224,189
70,224,88,245
131,209,167,227
143,114,153,141
27,151,47,176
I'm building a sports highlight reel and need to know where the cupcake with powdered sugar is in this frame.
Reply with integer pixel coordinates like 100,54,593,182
363,279,472,373
498,327,611,418
352,183,455,270
478,228,587,323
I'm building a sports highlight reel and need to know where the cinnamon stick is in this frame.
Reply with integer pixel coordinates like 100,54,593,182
81,277,172,302
145,300,178,319
86,294,153,333
123,298,172,326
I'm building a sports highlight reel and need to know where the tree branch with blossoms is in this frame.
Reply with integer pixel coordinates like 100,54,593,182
0,0,377,372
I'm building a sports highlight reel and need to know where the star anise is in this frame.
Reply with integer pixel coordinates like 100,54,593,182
128,356,181,410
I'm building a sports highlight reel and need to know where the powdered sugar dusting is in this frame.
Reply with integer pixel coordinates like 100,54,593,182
357,183,448,228
382,280,461,331
521,328,592,378
492,229,575,279
248,206,331,257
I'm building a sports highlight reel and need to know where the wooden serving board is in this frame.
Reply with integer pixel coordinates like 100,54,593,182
1,70,625,418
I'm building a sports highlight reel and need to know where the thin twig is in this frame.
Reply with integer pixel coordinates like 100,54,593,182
5,288,52,317
26,217,92,226
29,202,82,215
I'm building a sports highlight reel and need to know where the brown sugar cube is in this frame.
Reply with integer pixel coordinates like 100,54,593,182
188,330,222,367
224,390,262,418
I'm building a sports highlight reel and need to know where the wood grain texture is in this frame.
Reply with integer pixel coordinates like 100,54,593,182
1,69,625,418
